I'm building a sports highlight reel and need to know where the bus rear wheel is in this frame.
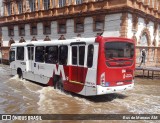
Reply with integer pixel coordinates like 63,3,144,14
17,68,23,79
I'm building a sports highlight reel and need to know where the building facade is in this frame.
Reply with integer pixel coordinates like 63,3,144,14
0,0,160,65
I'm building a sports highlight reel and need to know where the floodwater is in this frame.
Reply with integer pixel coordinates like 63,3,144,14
0,64,159,122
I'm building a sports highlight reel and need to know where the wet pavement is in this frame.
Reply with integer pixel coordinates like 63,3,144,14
0,64,159,122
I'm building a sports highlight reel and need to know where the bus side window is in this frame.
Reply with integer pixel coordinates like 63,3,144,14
72,46,77,65
45,46,58,64
59,45,68,65
79,46,85,66
87,45,94,68
9,51,15,62
17,47,24,60
35,46,45,62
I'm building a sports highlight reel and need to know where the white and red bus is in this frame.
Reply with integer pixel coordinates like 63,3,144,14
9,36,135,96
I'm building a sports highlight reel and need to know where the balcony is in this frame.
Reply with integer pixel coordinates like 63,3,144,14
0,0,159,25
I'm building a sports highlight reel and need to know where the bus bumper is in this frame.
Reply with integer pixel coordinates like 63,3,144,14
96,83,134,95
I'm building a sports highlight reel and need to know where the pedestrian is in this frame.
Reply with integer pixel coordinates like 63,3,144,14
139,49,146,67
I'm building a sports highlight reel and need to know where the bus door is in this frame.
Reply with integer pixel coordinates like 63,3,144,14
26,46,34,80
70,45,86,84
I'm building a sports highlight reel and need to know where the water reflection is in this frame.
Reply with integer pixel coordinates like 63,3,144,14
0,64,159,115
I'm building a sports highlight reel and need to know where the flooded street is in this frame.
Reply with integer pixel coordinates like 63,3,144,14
0,64,159,120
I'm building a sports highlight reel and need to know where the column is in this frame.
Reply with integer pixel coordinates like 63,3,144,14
26,0,30,12
66,0,69,6
35,0,38,11
50,0,53,8
4,3,8,16
14,1,18,14
144,0,149,5
55,0,58,8
150,0,153,8
71,0,75,5
154,0,157,10
23,0,26,12
39,0,43,10
10,2,13,15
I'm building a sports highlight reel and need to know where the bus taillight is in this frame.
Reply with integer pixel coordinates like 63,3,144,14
100,73,105,86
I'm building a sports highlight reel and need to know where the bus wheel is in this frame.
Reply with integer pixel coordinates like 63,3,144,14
17,68,23,79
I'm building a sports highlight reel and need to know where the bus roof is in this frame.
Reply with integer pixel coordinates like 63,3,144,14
11,37,96,47
11,36,135,47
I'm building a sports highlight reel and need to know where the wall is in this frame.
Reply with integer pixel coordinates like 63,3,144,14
1,13,122,45
127,13,160,67
103,13,122,37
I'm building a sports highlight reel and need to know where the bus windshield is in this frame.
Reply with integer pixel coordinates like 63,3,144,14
105,42,134,59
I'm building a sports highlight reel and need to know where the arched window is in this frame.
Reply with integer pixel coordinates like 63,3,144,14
44,0,50,10
75,0,83,5
7,3,11,15
18,1,23,14
140,32,148,46
29,0,36,12
59,0,66,7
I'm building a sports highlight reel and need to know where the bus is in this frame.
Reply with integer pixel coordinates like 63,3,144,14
9,36,135,96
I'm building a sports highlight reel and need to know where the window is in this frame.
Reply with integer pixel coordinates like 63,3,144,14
19,26,25,36
45,46,58,64
43,24,51,35
59,0,66,7
18,1,23,14
17,47,24,60
75,23,84,32
72,46,77,65
87,45,94,68
29,0,36,12
7,3,11,15
105,42,134,59
44,0,50,10
76,0,83,5
140,33,148,46
8,27,14,36
30,25,37,35
58,24,66,34
95,21,104,31
28,47,34,60
35,46,45,62
9,51,15,62
59,45,68,65
79,46,85,66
